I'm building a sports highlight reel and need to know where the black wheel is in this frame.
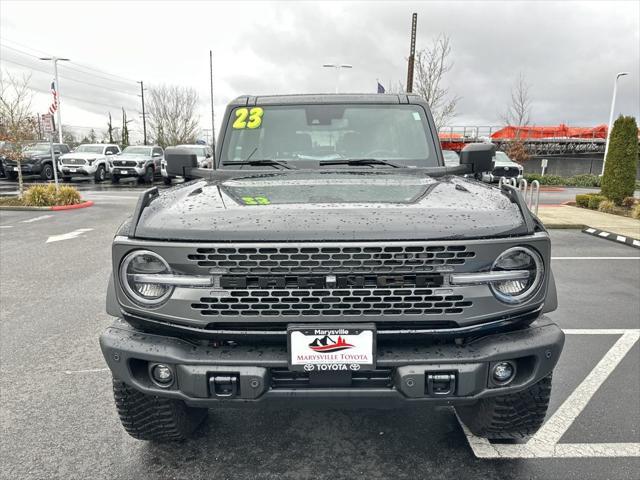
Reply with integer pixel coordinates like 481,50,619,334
112,378,207,442
94,164,107,182
163,176,172,186
7,172,18,181
62,176,72,182
143,166,154,184
456,374,552,440
111,174,120,184
40,163,54,181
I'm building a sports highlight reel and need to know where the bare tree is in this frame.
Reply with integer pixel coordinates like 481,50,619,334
501,72,532,128
0,70,38,197
146,85,200,147
413,34,460,130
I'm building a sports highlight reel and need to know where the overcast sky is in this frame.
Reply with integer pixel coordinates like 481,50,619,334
1,0,638,143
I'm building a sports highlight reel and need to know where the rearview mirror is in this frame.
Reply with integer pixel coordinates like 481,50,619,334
54,150,61,155
459,143,495,174
165,147,198,178
105,151,113,156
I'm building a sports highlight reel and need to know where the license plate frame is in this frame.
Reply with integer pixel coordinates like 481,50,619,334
69,168,77,173
287,323,376,372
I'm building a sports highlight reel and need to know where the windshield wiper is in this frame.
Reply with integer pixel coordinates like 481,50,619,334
319,158,402,168
221,159,297,170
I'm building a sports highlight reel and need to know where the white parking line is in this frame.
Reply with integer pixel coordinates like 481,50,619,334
64,367,109,375
0,225,13,229
551,257,640,260
461,329,640,458
21,215,53,223
46,228,94,243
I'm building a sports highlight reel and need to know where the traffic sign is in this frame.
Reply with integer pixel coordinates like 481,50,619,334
41,113,54,134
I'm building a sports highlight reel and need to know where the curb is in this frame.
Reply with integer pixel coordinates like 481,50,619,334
582,227,640,249
0,200,94,211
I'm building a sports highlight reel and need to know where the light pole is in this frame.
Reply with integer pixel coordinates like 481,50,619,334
39,56,69,144
601,72,629,175
322,64,353,93
137,81,147,145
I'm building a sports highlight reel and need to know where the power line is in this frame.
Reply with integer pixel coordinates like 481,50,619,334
1,56,139,96
1,43,139,92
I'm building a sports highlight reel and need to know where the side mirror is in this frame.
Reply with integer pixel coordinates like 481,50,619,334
459,143,495,174
206,153,212,158
165,147,198,178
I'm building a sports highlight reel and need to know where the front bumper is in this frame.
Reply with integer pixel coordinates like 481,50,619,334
5,162,42,174
60,165,97,175
100,316,564,408
111,166,144,177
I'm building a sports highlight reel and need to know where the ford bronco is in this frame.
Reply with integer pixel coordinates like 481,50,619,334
101,94,563,442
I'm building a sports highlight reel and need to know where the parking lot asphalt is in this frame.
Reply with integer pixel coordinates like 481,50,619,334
1,186,639,480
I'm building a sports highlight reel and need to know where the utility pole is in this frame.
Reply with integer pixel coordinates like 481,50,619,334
209,50,216,166
601,72,629,175
39,56,69,143
138,81,147,145
406,13,418,93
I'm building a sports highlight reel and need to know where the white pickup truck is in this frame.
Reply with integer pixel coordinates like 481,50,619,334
59,143,121,182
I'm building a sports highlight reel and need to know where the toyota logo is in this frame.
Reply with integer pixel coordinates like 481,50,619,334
349,364,361,371
304,364,315,372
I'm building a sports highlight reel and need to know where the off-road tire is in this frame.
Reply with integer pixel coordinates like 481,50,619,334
111,174,120,184
94,164,106,182
456,374,552,440
40,163,54,181
112,379,207,442
163,176,172,186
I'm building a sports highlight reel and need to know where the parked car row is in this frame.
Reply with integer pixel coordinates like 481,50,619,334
0,142,214,184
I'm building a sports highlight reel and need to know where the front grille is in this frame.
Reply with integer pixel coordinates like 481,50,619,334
113,160,137,167
493,166,520,178
270,368,393,389
62,158,86,165
191,288,473,317
187,245,475,274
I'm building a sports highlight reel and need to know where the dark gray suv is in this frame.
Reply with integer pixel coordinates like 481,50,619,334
101,94,563,442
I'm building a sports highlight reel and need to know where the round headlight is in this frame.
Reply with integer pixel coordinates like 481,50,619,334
119,250,173,306
490,247,543,304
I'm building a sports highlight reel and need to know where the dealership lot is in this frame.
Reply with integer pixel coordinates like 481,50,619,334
0,188,639,480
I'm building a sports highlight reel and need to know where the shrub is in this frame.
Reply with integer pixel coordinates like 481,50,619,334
632,204,640,220
575,194,591,208
601,115,639,204
587,194,606,210
598,200,616,213
23,184,57,206
56,185,82,205
22,184,82,207
622,196,637,208
570,174,601,188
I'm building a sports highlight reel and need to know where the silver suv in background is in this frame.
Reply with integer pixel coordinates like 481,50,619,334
161,144,213,185
110,146,163,184
483,151,524,183
59,143,121,182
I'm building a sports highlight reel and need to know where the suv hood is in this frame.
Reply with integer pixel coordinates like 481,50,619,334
116,154,151,161
61,152,103,160
134,170,527,241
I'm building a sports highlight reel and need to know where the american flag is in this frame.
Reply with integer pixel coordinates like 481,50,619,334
48,80,58,114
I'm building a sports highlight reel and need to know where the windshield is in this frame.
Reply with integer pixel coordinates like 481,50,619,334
494,151,514,164
75,145,104,154
24,143,50,153
220,104,436,168
122,146,151,155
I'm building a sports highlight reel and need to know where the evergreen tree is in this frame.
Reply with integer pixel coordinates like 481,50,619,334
601,115,639,204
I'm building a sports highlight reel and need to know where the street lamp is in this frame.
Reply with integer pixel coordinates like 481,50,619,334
322,64,353,93
137,81,147,145
601,72,629,175
39,56,70,144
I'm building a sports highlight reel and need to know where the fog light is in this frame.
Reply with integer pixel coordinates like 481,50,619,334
151,363,173,385
492,361,515,384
